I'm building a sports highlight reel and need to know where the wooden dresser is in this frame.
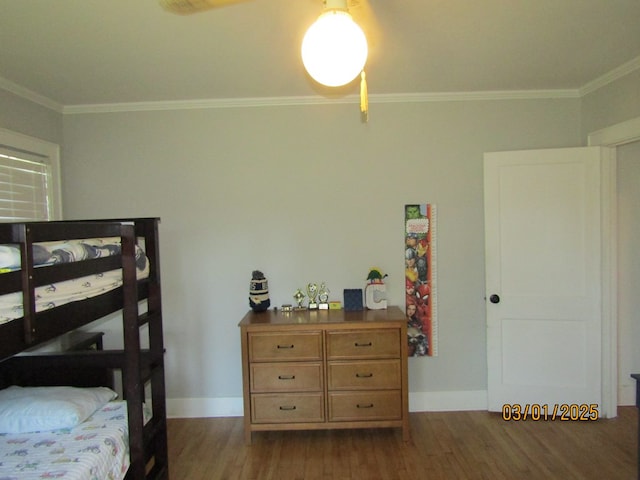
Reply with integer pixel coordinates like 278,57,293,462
238,306,409,444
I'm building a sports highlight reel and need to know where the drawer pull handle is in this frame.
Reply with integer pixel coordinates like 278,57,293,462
354,342,372,347
279,405,297,411
356,373,373,378
278,375,296,380
277,344,294,349
357,403,374,409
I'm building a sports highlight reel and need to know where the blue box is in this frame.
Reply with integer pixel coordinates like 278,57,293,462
343,289,363,311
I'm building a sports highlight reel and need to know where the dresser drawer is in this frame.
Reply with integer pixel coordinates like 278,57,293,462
326,329,400,359
328,360,401,390
251,362,323,393
251,393,325,423
249,331,322,362
328,391,401,421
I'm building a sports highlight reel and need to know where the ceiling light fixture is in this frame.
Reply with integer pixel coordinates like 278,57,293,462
301,0,369,120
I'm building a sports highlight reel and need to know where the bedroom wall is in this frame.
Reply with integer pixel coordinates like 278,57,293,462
0,89,62,144
581,68,640,139
60,96,582,415
3,68,637,415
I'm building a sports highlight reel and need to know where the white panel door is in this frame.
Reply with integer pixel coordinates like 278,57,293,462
484,147,603,411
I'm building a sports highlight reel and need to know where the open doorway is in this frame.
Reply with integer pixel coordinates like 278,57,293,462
588,116,640,416
616,140,640,405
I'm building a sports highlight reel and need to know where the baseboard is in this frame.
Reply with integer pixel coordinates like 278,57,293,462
167,397,244,418
409,390,488,412
166,390,489,418
618,383,636,407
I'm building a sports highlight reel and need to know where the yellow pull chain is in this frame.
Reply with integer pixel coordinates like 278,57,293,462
360,70,368,123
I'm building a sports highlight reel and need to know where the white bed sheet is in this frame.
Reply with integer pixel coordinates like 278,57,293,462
0,400,131,480
0,238,149,325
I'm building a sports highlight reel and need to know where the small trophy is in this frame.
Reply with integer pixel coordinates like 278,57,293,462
293,288,306,310
307,283,319,310
318,282,330,310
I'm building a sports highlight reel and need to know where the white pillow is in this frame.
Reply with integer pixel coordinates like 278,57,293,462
0,385,118,433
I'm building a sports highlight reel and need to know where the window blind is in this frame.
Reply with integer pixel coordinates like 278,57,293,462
0,146,53,221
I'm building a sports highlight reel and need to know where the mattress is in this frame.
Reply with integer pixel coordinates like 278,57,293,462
0,400,131,480
0,238,149,325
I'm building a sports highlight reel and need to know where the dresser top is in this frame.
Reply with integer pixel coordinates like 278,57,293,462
239,306,405,327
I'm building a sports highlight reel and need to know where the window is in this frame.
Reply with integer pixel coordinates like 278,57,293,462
0,128,61,221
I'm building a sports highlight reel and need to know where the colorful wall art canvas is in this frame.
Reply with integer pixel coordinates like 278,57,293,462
405,204,437,357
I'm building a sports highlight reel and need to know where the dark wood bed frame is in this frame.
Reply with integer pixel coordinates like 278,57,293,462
0,218,168,480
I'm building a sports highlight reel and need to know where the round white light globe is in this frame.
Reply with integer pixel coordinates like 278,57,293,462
301,11,368,87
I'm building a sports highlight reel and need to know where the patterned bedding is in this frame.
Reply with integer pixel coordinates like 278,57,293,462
0,238,149,325
0,400,131,480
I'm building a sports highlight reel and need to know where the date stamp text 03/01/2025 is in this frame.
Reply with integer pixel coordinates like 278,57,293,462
501,404,599,421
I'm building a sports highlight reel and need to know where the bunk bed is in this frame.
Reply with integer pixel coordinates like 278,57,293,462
0,218,168,480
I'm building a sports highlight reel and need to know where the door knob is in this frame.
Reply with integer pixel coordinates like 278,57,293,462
489,294,500,304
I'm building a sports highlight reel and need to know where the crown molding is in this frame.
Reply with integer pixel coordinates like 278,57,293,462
61,89,579,114
2,55,638,115
0,76,63,113
372,90,580,104
62,95,351,114
580,55,640,96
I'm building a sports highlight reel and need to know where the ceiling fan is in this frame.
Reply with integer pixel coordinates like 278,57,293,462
158,0,249,14
159,0,376,120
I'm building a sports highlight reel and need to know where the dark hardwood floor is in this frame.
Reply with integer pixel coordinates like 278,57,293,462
167,407,638,479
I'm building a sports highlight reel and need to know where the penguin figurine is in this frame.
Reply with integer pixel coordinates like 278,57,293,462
249,270,270,312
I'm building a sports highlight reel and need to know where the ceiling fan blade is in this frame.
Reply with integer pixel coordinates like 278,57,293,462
159,0,250,15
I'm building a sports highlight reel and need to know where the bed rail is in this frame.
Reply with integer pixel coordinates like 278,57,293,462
0,219,158,360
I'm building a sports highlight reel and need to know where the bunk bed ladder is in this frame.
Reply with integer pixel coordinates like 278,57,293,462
121,223,147,479
123,219,169,480
141,218,168,479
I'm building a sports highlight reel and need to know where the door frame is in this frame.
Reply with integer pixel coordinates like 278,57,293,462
588,116,640,418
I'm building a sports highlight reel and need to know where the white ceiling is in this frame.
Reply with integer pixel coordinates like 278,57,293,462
1,0,639,108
